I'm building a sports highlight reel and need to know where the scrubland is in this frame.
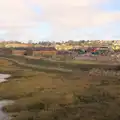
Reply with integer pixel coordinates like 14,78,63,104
0,58,120,120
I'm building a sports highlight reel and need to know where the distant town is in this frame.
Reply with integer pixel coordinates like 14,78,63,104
0,40,120,62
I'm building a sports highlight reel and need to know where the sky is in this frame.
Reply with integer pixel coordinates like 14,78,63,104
0,0,120,42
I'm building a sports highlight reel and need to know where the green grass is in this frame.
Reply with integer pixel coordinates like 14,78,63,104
0,58,120,120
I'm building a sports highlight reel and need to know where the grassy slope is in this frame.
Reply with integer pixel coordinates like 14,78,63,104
0,55,119,71
0,58,120,120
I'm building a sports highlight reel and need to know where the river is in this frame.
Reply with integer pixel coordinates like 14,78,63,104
0,74,14,120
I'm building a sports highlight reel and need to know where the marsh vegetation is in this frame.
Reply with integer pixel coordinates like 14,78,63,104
0,58,120,120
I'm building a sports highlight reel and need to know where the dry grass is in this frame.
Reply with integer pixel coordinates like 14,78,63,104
0,58,120,120
0,55,119,71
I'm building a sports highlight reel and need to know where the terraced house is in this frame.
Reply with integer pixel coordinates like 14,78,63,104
5,43,33,48
25,47,57,56
0,48,12,55
55,44,73,51
12,47,27,56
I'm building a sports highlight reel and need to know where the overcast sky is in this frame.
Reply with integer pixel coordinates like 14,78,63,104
0,0,120,42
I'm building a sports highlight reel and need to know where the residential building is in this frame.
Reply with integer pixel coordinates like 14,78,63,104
12,47,27,55
25,47,57,56
55,44,73,51
0,48,12,55
5,43,33,48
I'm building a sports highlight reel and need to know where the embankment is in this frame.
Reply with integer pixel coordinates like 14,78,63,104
0,55,120,71
0,56,72,73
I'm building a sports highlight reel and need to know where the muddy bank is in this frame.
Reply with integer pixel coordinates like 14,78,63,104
0,74,14,120
0,100,13,120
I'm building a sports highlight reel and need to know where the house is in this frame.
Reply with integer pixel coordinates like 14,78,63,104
0,48,12,55
5,43,33,48
55,44,73,51
25,47,57,56
99,46,109,50
24,48,33,56
56,51,71,55
112,44,120,51
12,47,27,55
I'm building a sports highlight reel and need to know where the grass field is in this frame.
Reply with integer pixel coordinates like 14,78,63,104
0,58,120,120
0,55,119,71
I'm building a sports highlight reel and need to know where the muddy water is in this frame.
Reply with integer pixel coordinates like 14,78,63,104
0,74,11,83
0,74,14,120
